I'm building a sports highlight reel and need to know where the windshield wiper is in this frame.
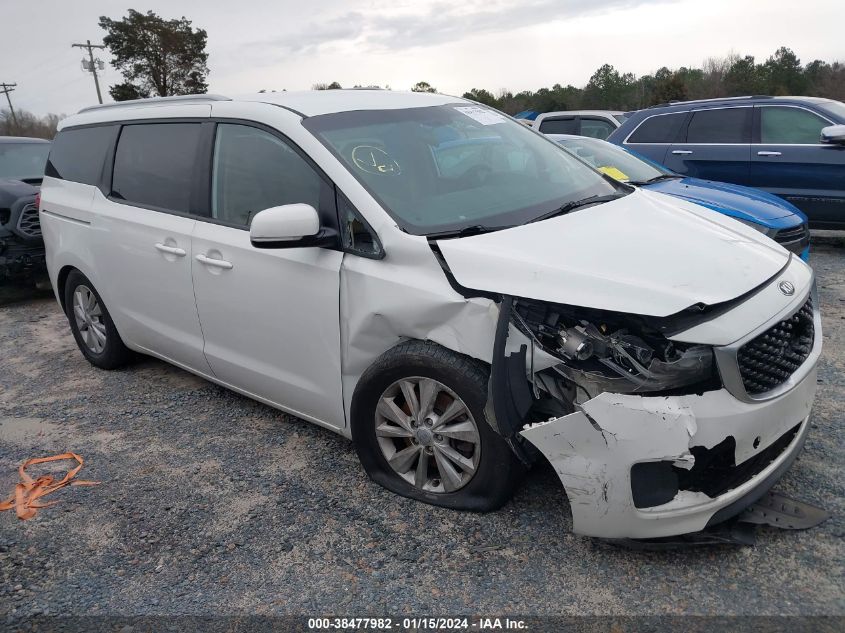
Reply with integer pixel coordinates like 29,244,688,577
628,173,681,186
427,224,511,240
529,193,627,224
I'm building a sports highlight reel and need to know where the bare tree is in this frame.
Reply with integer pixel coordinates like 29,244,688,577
0,109,63,139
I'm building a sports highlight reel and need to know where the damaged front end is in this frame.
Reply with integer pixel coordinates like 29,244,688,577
0,184,45,283
487,293,821,539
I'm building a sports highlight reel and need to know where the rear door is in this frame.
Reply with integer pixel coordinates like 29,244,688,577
90,115,212,373
751,104,845,227
664,106,752,184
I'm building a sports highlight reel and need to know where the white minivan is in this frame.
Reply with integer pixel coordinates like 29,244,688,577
40,90,821,539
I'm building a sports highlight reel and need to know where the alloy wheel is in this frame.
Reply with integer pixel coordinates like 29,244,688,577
72,285,107,354
374,376,481,493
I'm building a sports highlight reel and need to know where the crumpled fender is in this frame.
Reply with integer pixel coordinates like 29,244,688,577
338,235,500,434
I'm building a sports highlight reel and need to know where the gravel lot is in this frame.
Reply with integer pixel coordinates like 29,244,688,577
1,238,843,620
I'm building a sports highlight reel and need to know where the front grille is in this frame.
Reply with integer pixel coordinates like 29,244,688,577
773,223,810,256
737,296,814,395
16,203,41,238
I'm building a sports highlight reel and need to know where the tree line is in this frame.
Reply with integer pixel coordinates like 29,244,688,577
319,48,844,115
459,47,845,114
0,110,61,139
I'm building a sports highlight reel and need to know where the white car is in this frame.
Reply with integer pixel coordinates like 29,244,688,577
40,90,821,539
532,110,627,139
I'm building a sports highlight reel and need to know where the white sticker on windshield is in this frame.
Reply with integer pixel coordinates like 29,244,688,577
454,106,507,125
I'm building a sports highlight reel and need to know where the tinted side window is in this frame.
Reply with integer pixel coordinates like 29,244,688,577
685,108,751,143
579,118,616,139
538,118,577,134
761,107,829,144
211,124,322,227
627,112,686,143
111,123,202,213
46,126,117,185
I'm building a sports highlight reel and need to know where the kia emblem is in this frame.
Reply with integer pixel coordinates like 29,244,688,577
778,280,795,296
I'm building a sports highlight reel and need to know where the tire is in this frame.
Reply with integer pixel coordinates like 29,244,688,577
351,340,524,512
64,270,132,369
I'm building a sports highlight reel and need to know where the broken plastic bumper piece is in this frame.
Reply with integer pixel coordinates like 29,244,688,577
520,365,817,539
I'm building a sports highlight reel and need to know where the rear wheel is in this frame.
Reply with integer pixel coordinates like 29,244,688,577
64,270,132,369
352,340,524,511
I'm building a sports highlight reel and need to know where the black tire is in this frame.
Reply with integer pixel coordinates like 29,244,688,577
351,340,524,512
64,270,132,369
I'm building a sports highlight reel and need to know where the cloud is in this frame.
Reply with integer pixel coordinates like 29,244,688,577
367,0,660,50
272,11,367,54
251,0,672,59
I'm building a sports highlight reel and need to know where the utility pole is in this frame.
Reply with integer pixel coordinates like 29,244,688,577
0,82,18,129
72,40,106,104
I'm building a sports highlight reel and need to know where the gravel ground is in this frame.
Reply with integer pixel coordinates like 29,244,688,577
0,239,843,620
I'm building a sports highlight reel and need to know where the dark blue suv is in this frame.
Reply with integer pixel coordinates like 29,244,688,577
607,96,845,229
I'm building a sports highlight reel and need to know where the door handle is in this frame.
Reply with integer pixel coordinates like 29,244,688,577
757,151,782,157
195,253,233,270
671,150,693,155
154,243,186,257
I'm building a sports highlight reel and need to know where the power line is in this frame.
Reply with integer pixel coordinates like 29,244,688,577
25,51,71,75
0,82,18,128
71,40,106,104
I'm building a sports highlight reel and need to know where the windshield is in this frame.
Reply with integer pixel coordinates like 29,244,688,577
0,141,50,181
303,104,624,235
556,136,672,183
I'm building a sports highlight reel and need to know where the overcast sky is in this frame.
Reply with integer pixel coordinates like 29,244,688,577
1,0,841,117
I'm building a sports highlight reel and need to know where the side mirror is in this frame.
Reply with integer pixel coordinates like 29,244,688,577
249,203,337,249
820,124,845,145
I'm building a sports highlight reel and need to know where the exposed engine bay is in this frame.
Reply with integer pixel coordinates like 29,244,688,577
510,297,718,406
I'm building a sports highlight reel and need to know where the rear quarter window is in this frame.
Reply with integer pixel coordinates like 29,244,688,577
46,125,117,185
626,112,687,143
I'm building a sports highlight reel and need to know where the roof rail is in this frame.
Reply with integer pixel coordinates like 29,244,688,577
78,94,231,114
647,95,775,109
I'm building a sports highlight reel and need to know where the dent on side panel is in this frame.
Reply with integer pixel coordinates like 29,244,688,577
338,240,500,434
520,393,707,538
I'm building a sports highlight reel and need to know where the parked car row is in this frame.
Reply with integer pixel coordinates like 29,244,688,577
39,90,823,539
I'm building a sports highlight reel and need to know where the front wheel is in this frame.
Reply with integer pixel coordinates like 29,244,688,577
351,340,524,511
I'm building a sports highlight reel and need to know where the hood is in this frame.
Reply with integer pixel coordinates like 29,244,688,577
436,189,789,317
645,177,805,226
0,178,39,208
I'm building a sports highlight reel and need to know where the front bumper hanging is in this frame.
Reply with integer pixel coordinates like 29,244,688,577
520,366,817,539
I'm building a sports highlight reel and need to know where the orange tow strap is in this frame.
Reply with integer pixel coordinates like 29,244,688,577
0,453,99,520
